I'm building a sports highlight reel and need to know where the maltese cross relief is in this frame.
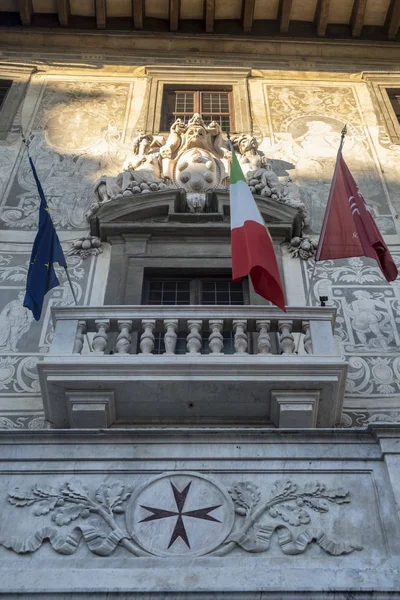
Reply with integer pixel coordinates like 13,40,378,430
139,481,221,549
129,472,235,557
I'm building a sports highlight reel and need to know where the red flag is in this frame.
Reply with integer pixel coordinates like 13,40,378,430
316,154,398,283
230,147,285,311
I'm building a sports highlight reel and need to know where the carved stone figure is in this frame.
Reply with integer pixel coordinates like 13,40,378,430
122,133,163,184
0,292,34,352
88,134,169,219
345,290,393,350
232,134,307,226
160,114,227,160
186,192,207,213
160,118,187,158
233,134,284,198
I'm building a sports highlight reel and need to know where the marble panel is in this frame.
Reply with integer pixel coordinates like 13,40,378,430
0,429,397,596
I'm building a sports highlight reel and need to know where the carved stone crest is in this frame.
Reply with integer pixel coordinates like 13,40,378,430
0,473,362,558
88,114,307,221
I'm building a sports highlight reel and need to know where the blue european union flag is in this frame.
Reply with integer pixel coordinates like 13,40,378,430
23,156,67,321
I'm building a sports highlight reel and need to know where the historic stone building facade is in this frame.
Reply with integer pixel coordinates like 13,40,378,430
1,1,400,597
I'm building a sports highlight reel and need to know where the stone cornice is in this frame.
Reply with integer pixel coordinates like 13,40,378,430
1,28,400,66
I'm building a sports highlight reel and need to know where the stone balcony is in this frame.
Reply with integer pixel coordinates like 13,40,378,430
38,306,348,429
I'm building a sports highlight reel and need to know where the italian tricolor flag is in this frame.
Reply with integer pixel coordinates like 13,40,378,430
230,147,286,311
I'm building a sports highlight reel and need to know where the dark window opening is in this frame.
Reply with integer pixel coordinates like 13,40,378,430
142,275,248,355
387,89,400,124
162,87,233,132
0,80,12,111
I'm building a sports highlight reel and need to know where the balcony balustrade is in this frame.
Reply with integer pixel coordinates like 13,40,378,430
38,306,348,429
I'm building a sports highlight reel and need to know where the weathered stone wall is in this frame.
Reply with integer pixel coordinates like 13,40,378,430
0,56,400,428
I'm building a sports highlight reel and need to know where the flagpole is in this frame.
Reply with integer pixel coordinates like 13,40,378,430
306,124,347,307
293,126,347,354
314,125,347,264
20,131,93,352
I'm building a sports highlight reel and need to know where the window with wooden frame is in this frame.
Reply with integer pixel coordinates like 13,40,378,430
0,80,12,112
162,87,234,132
142,274,249,355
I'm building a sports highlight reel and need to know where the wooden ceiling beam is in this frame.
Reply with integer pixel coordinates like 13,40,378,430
351,0,367,37
132,0,144,29
315,0,330,37
386,0,400,40
170,0,180,31
95,0,106,29
205,0,215,32
279,0,293,33
57,0,70,27
18,0,33,25
243,0,256,34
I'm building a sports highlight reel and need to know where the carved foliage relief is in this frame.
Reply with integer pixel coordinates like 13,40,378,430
0,472,363,559
263,84,396,235
0,81,131,230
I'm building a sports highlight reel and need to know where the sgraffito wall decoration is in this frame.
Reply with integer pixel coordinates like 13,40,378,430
0,81,133,231
0,73,400,428
261,82,396,236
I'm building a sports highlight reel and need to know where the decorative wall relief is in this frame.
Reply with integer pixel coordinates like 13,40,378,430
0,291,33,352
33,81,131,154
88,114,307,222
0,81,132,231
303,253,400,405
263,84,396,235
0,415,47,430
340,410,400,428
1,472,362,558
0,252,91,416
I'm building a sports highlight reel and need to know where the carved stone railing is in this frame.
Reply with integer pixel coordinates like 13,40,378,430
49,305,337,357
38,306,347,430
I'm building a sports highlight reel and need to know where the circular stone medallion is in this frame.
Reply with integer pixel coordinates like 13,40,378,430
126,472,234,557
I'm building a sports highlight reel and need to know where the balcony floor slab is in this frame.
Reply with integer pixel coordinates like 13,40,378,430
38,355,348,428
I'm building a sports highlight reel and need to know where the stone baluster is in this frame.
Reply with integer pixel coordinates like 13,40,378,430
256,320,271,355
140,320,156,354
186,320,202,355
278,319,295,354
233,320,248,354
116,320,132,354
93,320,110,354
208,319,224,354
302,321,313,354
164,319,178,354
72,320,87,355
